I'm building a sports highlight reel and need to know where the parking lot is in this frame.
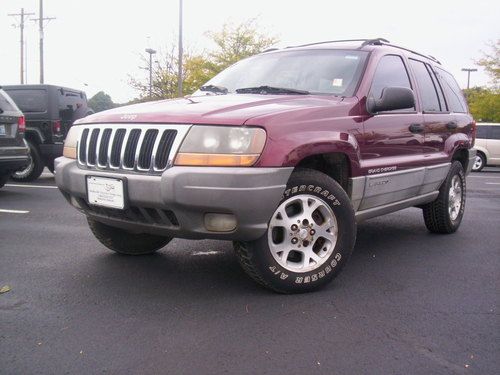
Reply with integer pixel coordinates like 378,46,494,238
1,168,499,374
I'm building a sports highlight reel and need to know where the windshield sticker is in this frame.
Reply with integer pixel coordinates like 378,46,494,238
332,78,343,87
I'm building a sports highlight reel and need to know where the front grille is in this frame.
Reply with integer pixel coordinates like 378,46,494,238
77,124,185,173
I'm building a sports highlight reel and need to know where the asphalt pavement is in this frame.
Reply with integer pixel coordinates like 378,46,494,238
1,168,499,375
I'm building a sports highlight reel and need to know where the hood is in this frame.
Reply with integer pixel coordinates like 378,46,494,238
78,94,348,126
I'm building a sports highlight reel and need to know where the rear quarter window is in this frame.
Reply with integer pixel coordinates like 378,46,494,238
0,90,19,112
490,126,500,140
436,68,467,113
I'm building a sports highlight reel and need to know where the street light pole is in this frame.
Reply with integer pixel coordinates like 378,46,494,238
461,68,478,90
177,0,183,97
145,48,157,98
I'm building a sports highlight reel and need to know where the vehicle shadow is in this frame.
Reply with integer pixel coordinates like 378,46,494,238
64,209,435,301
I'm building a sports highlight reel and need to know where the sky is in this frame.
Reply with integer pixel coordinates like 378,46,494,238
1,0,499,103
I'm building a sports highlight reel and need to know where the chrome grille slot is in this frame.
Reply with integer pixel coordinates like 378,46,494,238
110,129,126,167
77,124,189,173
123,129,141,169
138,129,159,170
87,129,100,166
155,130,177,170
79,128,89,163
97,129,113,166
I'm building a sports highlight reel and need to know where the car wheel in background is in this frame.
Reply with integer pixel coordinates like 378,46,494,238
472,153,486,172
422,161,466,234
87,217,173,255
11,140,45,182
234,168,356,293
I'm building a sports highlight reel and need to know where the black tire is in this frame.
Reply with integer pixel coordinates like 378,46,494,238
87,217,172,255
472,152,486,172
0,174,10,189
422,161,466,234
11,140,45,182
234,168,357,294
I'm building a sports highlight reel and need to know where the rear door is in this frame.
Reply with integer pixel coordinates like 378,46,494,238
408,59,451,166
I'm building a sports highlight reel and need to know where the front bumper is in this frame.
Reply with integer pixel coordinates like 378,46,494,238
55,157,292,241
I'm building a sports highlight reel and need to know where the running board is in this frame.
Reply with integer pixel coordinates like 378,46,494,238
355,191,439,222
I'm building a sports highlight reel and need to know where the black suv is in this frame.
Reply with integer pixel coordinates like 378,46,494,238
2,84,92,181
0,88,29,188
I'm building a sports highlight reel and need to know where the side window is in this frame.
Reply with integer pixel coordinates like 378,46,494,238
475,126,490,139
370,55,414,111
490,126,500,140
409,59,441,112
436,68,467,113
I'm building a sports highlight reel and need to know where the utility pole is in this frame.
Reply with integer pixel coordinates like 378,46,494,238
8,8,35,84
177,0,183,97
145,48,157,97
32,0,56,84
461,68,478,90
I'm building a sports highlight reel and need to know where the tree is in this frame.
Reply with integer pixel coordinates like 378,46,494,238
476,40,500,88
129,19,279,100
464,87,500,122
88,91,116,113
206,19,279,75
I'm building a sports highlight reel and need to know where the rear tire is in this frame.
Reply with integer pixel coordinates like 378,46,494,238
87,217,172,255
234,168,356,294
472,152,486,172
422,161,466,234
11,140,44,182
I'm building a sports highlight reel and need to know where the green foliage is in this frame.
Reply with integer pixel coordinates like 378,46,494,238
476,40,500,88
464,87,500,122
129,19,278,100
88,91,116,113
206,19,279,75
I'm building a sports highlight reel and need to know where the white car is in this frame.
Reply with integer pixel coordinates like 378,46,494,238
472,123,500,171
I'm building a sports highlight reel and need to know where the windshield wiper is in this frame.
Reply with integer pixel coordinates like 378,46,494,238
235,86,310,95
199,85,228,95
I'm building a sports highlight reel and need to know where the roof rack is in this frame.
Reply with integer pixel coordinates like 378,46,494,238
285,38,441,65
287,38,387,48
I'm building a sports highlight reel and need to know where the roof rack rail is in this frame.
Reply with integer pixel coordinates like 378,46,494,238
384,43,442,64
288,39,380,48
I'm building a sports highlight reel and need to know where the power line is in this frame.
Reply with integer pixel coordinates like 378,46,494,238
31,0,56,84
8,8,35,84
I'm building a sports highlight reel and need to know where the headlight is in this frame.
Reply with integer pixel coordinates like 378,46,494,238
62,126,82,159
174,126,266,167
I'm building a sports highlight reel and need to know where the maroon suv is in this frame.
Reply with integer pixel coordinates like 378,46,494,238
55,38,476,293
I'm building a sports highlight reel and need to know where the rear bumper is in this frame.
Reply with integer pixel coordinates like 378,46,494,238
0,145,30,173
55,157,292,241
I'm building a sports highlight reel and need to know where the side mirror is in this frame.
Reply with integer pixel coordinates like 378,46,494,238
367,86,415,114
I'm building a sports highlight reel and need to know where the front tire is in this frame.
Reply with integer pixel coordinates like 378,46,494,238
87,217,172,255
11,140,45,182
422,161,466,234
472,153,486,172
234,168,356,293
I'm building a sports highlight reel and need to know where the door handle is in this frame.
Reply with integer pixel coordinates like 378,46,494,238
446,121,458,130
409,123,424,133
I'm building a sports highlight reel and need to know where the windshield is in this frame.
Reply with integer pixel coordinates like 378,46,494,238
197,49,368,96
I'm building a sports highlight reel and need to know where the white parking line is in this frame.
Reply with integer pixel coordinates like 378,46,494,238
485,182,500,185
469,175,500,179
0,208,29,214
192,251,222,256
5,184,58,189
